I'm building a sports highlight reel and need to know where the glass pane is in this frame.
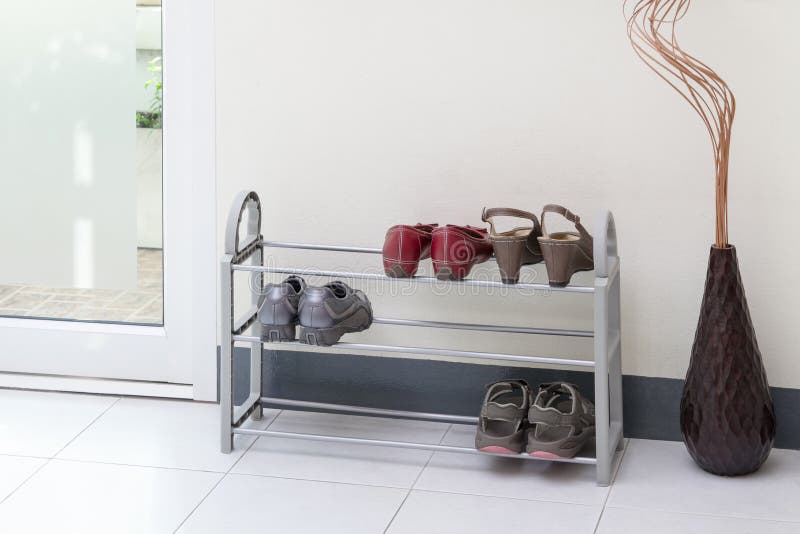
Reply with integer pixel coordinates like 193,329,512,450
0,0,163,325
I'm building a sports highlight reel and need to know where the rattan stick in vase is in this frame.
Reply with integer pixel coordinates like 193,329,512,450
625,0,735,247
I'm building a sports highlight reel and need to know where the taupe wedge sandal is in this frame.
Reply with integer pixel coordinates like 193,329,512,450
537,205,594,287
481,208,543,284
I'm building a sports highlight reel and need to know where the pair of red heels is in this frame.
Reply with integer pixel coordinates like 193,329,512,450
382,223,493,281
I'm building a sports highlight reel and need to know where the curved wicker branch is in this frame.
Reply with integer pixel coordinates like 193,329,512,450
625,0,735,247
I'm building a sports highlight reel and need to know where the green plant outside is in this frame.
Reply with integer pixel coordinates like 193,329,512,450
137,56,162,129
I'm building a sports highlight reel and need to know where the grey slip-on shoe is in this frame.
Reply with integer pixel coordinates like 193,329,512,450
257,276,307,342
298,281,373,346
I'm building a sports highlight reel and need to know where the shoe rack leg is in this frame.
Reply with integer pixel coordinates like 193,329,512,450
250,247,264,421
220,256,234,453
610,273,624,452
594,280,611,486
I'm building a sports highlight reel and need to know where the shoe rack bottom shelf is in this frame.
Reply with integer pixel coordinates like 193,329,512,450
235,426,602,465
234,397,626,467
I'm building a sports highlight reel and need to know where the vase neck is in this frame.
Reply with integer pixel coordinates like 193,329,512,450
708,245,737,267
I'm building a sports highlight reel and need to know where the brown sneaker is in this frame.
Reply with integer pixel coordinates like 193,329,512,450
537,205,594,287
298,281,373,346
475,380,530,454
526,383,595,459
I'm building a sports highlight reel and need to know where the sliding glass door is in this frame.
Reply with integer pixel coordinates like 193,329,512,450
0,0,216,400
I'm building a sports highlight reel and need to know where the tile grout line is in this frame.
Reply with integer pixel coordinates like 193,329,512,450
0,285,24,307
0,460,49,508
171,409,284,534
45,457,233,475
592,439,631,534
209,416,614,506
229,471,413,491
382,423,453,534
603,503,800,526
52,397,123,458
0,452,51,461
213,469,616,507
0,396,122,507
399,487,604,507
19,293,55,316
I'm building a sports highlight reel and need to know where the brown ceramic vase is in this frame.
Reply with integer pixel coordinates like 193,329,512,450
680,245,775,476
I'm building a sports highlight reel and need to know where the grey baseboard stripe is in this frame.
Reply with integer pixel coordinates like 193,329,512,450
223,347,799,450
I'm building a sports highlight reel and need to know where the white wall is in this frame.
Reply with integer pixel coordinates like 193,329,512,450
216,1,800,388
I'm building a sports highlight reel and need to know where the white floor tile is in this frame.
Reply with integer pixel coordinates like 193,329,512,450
608,439,800,522
177,473,406,534
387,490,601,534
11,394,800,534
414,424,609,506
0,455,45,501
0,390,117,457
0,459,221,534
57,398,278,472
232,411,448,488
597,507,800,534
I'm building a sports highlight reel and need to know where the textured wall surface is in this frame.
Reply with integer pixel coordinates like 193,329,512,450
216,1,800,387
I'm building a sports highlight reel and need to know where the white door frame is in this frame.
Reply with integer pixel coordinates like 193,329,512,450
0,0,217,401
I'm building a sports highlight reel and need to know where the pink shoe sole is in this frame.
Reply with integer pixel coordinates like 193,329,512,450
529,451,568,460
478,446,519,455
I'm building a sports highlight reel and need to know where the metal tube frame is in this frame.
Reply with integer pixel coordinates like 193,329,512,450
221,191,625,486
232,264,595,294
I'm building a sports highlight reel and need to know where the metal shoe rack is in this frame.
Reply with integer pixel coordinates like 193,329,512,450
221,190,624,486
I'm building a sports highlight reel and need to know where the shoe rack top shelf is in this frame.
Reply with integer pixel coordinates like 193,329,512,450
228,230,619,296
226,191,619,282
221,190,624,486
262,241,384,254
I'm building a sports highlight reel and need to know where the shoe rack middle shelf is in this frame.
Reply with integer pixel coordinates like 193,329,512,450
221,190,624,486
234,261,597,294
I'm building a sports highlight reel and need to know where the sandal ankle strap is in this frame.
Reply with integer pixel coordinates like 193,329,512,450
481,207,541,235
540,204,590,239
481,380,530,417
530,382,594,429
